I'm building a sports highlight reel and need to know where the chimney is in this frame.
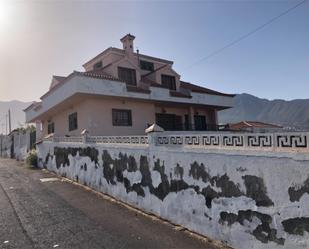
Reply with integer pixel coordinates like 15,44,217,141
120,34,135,55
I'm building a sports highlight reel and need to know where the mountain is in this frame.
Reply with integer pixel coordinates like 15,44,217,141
0,100,32,134
218,93,309,130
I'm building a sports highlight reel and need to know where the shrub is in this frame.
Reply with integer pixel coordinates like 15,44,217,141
26,150,38,168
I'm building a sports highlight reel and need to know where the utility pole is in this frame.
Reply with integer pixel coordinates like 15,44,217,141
0,134,2,157
8,109,11,134
5,114,8,135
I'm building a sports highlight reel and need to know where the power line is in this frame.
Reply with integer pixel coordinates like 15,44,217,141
182,0,307,71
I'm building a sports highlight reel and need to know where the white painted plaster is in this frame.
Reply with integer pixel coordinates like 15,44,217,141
37,141,309,249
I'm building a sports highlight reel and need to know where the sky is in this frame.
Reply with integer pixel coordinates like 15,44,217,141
0,0,308,102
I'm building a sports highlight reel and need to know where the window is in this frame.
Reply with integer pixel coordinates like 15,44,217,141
161,74,176,90
140,60,154,71
47,121,55,134
112,109,132,126
118,67,137,86
93,61,102,70
68,112,78,131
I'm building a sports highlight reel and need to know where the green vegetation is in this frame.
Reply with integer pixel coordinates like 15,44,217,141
26,149,38,168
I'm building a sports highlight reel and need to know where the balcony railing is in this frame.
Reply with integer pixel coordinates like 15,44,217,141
155,123,228,132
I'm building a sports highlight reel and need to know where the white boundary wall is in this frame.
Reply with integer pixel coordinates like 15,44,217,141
37,132,309,249
0,131,34,160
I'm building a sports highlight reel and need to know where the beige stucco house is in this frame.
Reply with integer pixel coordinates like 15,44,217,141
24,34,235,139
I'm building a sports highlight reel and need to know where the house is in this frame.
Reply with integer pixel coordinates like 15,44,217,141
228,121,283,133
24,34,235,139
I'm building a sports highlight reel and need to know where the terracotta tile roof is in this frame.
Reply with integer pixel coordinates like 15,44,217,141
229,121,283,130
81,68,123,82
180,81,235,97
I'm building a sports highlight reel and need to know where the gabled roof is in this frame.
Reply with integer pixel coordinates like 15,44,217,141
23,101,41,112
83,47,173,68
53,75,66,82
40,69,123,99
50,75,66,90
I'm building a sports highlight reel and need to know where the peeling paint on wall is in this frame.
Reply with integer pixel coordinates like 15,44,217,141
38,142,309,249
288,177,309,202
220,210,285,245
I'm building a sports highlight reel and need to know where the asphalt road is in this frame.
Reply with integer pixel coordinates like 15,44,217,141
0,158,224,249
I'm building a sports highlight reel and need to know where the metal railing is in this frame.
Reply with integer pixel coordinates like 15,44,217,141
155,123,225,131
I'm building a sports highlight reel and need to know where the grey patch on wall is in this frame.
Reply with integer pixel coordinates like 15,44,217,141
282,217,309,236
101,151,192,201
174,163,184,179
236,167,247,172
288,177,309,202
189,161,273,208
220,210,285,245
51,149,274,211
54,147,99,168
45,153,50,166
242,175,274,207
153,159,170,200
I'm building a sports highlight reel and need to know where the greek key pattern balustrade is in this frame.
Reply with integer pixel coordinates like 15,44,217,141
87,136,149,145
156,133,309,151
45,135,149,145
45,133,308,151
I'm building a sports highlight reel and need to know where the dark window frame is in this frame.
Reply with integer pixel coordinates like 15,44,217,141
118,67,137,86
161,74,176,90
47,121,55,134
140,60,154,71
112,109,132,126
68,112,78,131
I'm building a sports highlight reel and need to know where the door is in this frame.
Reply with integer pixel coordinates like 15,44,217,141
156,113,182,131
194,115,207,130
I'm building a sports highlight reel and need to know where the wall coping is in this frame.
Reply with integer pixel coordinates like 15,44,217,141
43,132,309,156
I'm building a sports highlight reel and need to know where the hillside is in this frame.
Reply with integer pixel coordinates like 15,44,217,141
218,93,309,130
